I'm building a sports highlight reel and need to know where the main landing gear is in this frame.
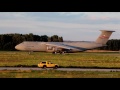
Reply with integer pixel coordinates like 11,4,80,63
52,51,66,54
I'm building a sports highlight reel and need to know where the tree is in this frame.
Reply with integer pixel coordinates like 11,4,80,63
40,35,48,42
0,33,64,51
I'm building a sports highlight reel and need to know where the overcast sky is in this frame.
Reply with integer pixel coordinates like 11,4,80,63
0,12,119,41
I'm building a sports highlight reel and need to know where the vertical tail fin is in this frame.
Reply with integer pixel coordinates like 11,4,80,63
95,30,115,45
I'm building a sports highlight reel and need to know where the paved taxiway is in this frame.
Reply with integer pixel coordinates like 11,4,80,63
0,67,120,72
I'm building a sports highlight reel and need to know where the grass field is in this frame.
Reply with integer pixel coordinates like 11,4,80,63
0,51,120,78
0,51,120,68
1,70,120,78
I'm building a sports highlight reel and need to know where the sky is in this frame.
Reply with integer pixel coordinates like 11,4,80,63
0,12,119,41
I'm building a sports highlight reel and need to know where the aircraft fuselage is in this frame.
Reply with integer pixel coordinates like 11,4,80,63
15,30,115,53
15,41,103,53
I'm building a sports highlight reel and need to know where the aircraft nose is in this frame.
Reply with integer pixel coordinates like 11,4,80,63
15,45,23,50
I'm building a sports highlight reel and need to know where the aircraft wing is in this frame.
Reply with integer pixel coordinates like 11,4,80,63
46,42,84,51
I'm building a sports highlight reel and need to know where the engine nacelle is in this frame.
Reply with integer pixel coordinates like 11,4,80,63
46,46,61,52
46,46,74,53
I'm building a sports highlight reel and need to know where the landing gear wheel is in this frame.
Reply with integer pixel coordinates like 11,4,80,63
43,65,47,69
54,65,58,69
52,52,57,54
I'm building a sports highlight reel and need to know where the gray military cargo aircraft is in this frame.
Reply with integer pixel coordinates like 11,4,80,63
15,30,115,54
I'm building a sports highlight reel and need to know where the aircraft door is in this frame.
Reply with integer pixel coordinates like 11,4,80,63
46,46,56,52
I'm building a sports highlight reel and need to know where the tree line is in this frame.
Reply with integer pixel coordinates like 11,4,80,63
99,39,120,51
0,33,119,51
0,33,63,51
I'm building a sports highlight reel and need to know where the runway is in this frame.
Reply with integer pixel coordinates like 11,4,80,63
0,67,120,72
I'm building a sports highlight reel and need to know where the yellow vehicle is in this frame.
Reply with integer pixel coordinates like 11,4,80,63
38,61,59,69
